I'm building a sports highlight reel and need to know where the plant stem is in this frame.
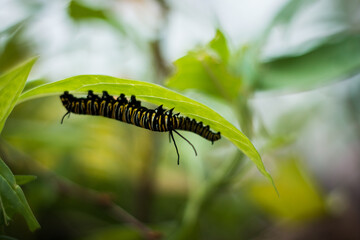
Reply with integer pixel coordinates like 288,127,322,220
172,90,254,239
172,151,244,239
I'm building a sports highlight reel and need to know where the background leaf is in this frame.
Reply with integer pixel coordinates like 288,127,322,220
265,0,312,31
18,75,275,188
208,30,229,63
166,30,242,101
248,157,325,221
68,0,107,21
259,36,360,90
15,175,37,186
0,21,33,74
67,0,125,35
0,158,40,231
0,58,37,134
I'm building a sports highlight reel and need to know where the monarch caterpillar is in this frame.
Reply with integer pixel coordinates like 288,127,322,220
60,90,221,164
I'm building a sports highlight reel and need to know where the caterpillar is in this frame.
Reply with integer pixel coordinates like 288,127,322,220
60,90,221,164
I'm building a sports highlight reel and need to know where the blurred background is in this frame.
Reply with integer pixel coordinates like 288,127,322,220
1,0,360,239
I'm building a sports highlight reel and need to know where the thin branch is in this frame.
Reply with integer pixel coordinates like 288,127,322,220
0,139,162,240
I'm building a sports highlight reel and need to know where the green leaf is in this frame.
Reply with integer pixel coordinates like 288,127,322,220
67,0,126,35
68,0,107,21
0,21,32,73
209,30,229,63
0,192,10,226
18,75,275,189
0,160,16,188
15,175,37,186
0,158,40,231
267,0,312,27
0,57,37,134
259,36,360,90
166,30,242,101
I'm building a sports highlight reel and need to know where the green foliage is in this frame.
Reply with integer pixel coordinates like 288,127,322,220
2,0,359,238
67,0,126,35
68,0,107,21
18,75,274,188
265,0,313,30
248,157,325,221
15,175,37,186
166,30,242,101
23,78,48,92
0,58,40,231
0,22,33,74
257,0,360,91
0,158,40,231
259,36,360,90
0,58,37,134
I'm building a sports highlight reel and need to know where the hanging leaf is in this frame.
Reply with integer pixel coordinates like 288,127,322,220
18,75,276,190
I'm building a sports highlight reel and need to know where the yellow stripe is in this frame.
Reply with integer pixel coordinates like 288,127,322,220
117,104,123,119
140,111,147,128
131,108,137,124
100,100,106,116
81,100,85,113
94,101,99,114
164,115,168,131
86,100,91,114
107,102,112,115
148,112,153,130
136,110,142,126
75,102,80,113
128,107,133,123
158,115,162,131
151,113,156,130
112,102,119,118
122,105,127,122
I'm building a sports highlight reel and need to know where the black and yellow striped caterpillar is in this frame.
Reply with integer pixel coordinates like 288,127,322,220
60,90,221,164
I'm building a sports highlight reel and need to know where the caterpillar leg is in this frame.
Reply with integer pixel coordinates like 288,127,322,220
61,111,71,124
169,130,180,165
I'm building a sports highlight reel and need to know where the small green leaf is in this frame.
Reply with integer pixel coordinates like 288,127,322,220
209,30,229,63
166,30,242,101
67,0,126,36
0,57,37,134
0,157,16,188
0,158,40,231
68,0,107,21
15,175,37,186
18,75,275,189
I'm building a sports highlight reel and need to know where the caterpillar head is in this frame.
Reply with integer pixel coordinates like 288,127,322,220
60,91,73,111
